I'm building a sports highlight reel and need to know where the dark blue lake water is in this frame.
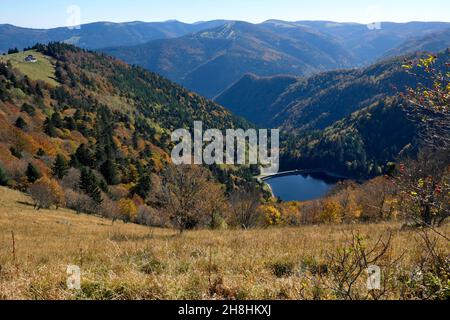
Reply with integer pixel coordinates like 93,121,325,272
265,172,340,202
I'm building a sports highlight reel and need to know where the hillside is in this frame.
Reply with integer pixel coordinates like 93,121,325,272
103,21,353,98
217,54,421,129
280,97,417,177
0,20,229,52
0,43,257,221
0,50,59,86
2,186,448,300
218,50,449,178
214,74,298,125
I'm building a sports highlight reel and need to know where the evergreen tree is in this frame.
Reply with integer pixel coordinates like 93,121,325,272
79,167,103,204
0,165,8,186
100,159,119,185
36,148,46,157
52,154,69,179
26,163,40,183
21,103,36,116
64,116,76,130
132,174,152,200
9,147,22,159
35,83,44,98
98,179,109,193
71,144,94,168
51,112,63,128
15,117,27,130
43,117,57,137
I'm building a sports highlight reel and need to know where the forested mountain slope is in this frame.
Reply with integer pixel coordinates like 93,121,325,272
103,21,354,98
219,50,449,178
217,53,423,128
0,43,253,206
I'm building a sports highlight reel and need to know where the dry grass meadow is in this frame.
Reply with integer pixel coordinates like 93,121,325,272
0,186,448,300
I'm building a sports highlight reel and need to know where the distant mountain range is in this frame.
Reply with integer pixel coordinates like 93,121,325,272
0,20,229,52
2,20,449,98
289,21,450,64
104,21,354,97
102,20,450,97
384,27,450,58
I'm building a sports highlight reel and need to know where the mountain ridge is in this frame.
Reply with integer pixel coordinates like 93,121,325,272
101,20,450,97
103,21,354,97
0,20,231,52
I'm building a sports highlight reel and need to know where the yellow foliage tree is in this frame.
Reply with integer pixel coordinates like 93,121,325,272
319,199,343,224
118,198,138,223
49,178,66,209
280,202,302,226
343,193,362,221
262,205,282,226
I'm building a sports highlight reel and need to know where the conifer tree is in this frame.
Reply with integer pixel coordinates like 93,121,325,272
132,173,152,200
15,117,27,130
51,112,63,128
100,159,119,185
52,154,69,179
26,163,40,183
71,144,94,168
0,165,8,186
43,117,57,137
79,167,103,204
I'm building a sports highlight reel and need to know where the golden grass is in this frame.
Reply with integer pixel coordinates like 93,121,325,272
0,187,448,300
0,50,59,87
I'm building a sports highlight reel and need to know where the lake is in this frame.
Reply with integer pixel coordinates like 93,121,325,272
264,171,340,202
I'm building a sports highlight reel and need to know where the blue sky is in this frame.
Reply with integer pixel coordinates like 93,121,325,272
1,0,449,28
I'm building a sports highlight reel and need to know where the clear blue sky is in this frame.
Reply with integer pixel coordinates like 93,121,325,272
1,0,449,29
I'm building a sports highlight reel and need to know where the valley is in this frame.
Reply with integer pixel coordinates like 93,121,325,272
102,21,450,97
0,10,449,302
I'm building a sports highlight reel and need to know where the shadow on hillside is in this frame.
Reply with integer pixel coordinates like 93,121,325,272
17,200,35,208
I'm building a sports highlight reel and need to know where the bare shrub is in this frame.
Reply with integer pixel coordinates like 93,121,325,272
403,54,450,150
64,188,97,214
136,205,168,228
300,200,322,224
357,177,398,222
60,168,81,190
3,159,27,182
401,230,450,300
99,196,120,223
108,185,129,201
322,232,399,300
159,165,225,233
29,177,65,210
228,187,262,229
